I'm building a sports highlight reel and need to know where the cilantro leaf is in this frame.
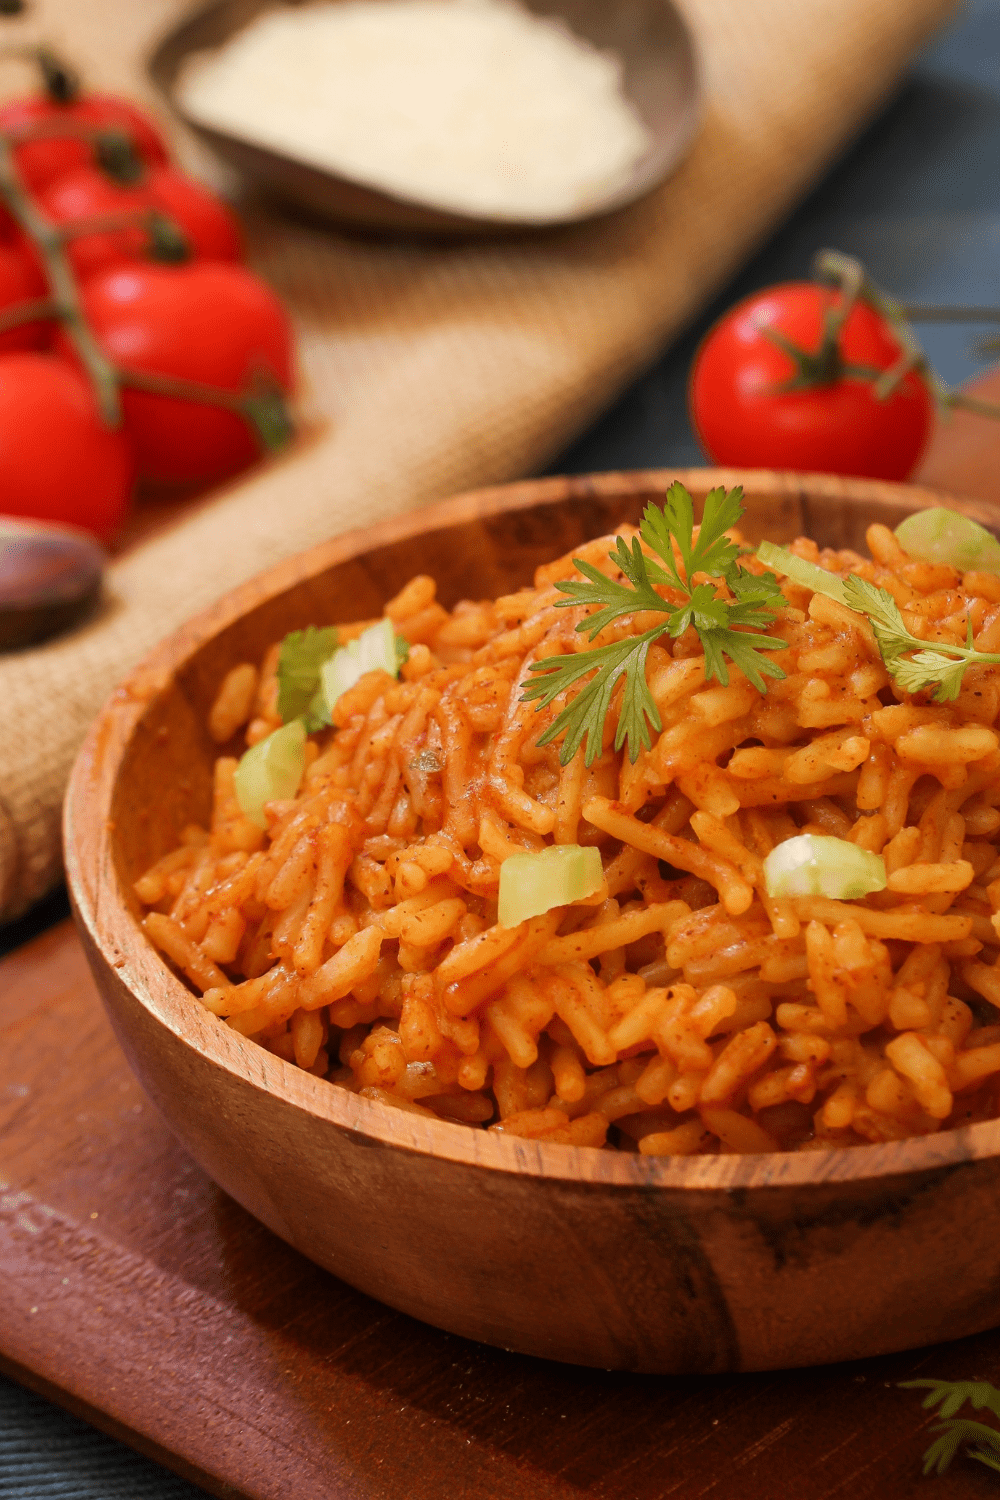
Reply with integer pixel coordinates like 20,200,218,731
701,627,787,692
277,626,339,726
553,544,668,637
523,627,664,767
686,483,745,579
523,483,785,765
725,562,786,612
901,1379,1000,1477
843,575,1000,702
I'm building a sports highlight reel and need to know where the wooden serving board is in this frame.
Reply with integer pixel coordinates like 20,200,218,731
3,924,1000,1500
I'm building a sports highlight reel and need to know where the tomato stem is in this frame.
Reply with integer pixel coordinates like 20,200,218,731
873,349,922,401
904,304,1000,323
0,45,295,460
0,45,77,100
54,205,190,262
0,294,60,335
764,246,991,418
947,391,1000,420
117,365,294,453
0,135,121,424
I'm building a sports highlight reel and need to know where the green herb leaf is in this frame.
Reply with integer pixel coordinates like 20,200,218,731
701,626,788,692
553,547,666,636
972,1443,1000,1474
277,626,339,726
901,1379,1000,1423
523,627,665,767
901,1377,1000,1477
725,562,786,613
523,484,786,765
843,575,1000,702
644,481,743,586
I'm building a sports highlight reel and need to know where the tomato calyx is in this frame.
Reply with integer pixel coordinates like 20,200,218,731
54,204,190,262
759,251,921,401
758,248,1000,429
240,373,297,455
35,47,78,103
0,43,296,499
92,129,145,185
117,363,295,456
760,320,882,392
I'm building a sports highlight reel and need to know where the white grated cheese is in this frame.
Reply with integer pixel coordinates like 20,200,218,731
178,0,652,221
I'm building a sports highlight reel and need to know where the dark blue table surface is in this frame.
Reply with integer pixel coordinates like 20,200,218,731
3,3,1000,1493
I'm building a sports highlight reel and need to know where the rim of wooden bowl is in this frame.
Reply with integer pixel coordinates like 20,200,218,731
65,466,1000,1194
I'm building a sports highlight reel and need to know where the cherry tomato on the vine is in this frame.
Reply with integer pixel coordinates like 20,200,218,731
39,164,243,279
0,353,134,537
59,261,294,487
688,282,935,483
0,93,169,193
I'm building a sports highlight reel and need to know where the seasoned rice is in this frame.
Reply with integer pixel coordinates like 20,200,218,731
136,517,1000,1153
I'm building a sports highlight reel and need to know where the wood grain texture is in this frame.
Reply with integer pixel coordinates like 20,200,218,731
3,918,1000,1500
61,467,1000,1376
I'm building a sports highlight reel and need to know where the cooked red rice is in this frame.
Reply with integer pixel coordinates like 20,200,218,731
136,519,1000,1153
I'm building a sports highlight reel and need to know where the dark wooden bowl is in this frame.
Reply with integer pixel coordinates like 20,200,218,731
64,468,1000,1373
147,0,702,235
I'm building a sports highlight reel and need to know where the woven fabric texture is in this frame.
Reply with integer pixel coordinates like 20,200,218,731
0,0,955,920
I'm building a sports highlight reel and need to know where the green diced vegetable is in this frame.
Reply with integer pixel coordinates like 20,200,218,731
756,541,849,605
321,617,402,717
895,507,1000,575
498,844,604,929
763,833,886,900
233,719,307,829
276,625,339,727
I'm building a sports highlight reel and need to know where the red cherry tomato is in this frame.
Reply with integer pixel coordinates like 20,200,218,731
688,283,935,483
0,353,134,537
58,261,294,486
39,164,243,279
0,237,50,351
0,93,169,194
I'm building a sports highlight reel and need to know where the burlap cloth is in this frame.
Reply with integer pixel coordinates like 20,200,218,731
0,0,955,922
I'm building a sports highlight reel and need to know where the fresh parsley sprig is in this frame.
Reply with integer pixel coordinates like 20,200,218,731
843,575,1000,703
901,1378,1000,1477
521,482,787,766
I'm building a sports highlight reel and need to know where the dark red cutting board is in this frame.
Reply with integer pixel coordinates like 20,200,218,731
5,406,1000,1499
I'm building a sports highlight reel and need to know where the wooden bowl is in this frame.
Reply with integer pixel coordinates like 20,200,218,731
64,468,1000,1373
147,0,702,235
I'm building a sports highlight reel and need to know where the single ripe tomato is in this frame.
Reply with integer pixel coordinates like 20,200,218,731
0,237,50,351
58,261,294,486
0,353,134,537
689,283,935,482
39,164,243,279
0,93,169,194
